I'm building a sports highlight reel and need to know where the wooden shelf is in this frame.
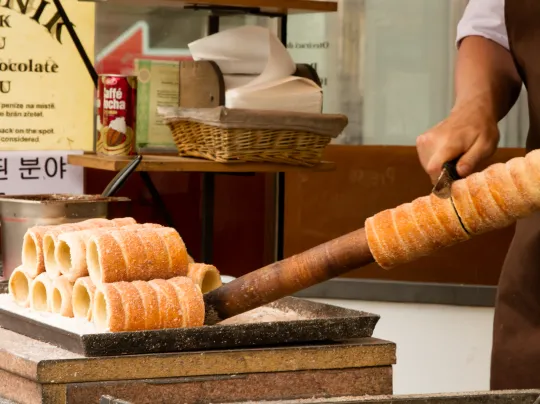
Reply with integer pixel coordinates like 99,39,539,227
80,0,338,14
68,154,336,173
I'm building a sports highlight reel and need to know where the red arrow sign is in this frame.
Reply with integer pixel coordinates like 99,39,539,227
96,21,193,75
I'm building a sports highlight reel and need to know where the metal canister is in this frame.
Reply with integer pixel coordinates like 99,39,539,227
96,74,137,156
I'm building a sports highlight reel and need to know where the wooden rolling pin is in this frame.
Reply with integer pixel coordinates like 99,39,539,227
204,150,540,324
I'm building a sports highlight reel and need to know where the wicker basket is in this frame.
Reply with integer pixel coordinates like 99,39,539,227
158,106,349,167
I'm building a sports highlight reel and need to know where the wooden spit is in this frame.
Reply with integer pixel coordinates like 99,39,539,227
203,228,372,324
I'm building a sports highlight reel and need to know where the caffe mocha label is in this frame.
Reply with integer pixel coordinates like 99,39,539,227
0,0,96,151
103,88,127,110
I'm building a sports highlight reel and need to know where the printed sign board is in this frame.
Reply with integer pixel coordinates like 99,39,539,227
0,150,84,195
0,0,96,151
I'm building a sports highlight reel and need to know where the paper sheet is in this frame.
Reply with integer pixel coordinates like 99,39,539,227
222,74,258,90
226,76,323,113
189,25,296,78
189,26,323,113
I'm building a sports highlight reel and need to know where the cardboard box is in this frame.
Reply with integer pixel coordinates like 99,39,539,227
135,59,179,152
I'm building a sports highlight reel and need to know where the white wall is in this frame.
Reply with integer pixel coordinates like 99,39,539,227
310,298,495,395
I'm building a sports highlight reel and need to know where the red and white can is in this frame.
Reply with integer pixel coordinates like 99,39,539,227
96,74,137,156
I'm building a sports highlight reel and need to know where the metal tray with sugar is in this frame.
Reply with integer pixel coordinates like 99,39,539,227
0,295,379,357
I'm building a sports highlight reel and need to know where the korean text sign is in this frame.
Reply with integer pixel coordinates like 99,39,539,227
0,151,83,195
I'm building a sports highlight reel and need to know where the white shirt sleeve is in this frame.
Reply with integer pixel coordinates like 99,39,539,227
456,0,509,50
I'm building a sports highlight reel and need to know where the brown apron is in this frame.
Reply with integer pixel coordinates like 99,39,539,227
490,0,540,390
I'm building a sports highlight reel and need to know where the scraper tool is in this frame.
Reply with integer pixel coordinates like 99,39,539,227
432,156,463,199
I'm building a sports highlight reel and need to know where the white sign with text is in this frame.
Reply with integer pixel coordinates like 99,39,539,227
0,0,96,151
0,151,84,195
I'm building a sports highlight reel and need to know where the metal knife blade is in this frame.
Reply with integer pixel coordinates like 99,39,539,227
432,156,462,199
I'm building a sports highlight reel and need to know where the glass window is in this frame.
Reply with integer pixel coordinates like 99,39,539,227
287,0,529,147
94,4,275,75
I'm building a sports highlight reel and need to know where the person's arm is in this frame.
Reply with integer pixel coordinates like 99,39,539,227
417,1,522,183
454,36,522,127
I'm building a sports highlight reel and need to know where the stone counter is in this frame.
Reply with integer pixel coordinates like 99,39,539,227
0,328,395,404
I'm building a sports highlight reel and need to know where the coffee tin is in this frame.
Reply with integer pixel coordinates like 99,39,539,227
96,74,137,156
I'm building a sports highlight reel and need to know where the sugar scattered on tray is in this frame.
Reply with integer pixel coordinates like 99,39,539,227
0,294,100,335
219,306,304,325
0,293,306,333
214,396,370,404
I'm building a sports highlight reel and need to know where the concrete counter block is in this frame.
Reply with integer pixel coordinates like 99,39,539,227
0,328,396,404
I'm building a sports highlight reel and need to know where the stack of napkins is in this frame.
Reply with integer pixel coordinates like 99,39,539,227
188,26,322,114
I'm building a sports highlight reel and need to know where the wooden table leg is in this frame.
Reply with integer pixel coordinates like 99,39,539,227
276,172,285,261
201,173,215,264
139,172,176,228
276,16,287,262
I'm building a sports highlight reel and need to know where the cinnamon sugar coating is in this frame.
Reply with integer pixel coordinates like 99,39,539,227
365,194,469,269
72,276,96,320
187,263,223,294
21,227,50,278
30,272,53,312
149,279,184,329
96,283,125,332
22,217,136,279
115,282,146,331
366,150,540,269
452,154,539,236
56,222,151,282
87,227,189,285
169,276,205,327
94,277,203,332
51,275,74,317
8,266,31,308
132,280,160,330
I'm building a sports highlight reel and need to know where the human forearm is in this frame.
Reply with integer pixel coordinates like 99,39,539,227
454,35,522,122
417,35,523,181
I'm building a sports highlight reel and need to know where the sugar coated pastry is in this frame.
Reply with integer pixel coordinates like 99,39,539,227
56,223,161,282
187,263,222,293
72,276,97,320
87,227,189,285
93,276,204,332
365,193,469,269
366,149,540,269
8,266,32,308
30,272,53,312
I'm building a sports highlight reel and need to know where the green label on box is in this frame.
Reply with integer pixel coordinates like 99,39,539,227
135,59,180,150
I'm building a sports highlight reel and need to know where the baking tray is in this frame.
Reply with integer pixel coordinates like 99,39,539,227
100,390,540,404
216,390,540,404
0,294,379,357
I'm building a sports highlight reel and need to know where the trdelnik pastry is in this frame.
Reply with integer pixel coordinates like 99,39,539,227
365,149,540,269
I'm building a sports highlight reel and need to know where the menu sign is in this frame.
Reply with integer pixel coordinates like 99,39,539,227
0,0,95,151
0,150,84,195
